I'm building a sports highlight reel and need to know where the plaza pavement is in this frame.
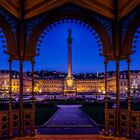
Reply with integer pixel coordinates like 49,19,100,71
44,105,96,127
37,105,101,134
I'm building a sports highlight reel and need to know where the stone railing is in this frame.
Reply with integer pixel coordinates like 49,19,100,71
130,110,140,139
24,109,35,135
0,109,35,139
104,109,116,135
105,109,140,139
119,109,129,137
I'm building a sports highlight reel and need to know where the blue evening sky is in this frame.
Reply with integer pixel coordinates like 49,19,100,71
0,24,140,74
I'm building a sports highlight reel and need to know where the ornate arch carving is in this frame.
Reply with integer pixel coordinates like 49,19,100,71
27,6,113,60
0,15,17,59
123,14,140,57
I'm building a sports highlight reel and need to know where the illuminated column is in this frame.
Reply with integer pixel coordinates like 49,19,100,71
64,28,76,94
67,28,72,77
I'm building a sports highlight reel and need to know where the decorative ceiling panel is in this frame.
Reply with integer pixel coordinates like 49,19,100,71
0,0,139,20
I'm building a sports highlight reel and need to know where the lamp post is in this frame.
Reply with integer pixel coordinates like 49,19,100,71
133,86,137,102
98,89,101,100
131,79,137,103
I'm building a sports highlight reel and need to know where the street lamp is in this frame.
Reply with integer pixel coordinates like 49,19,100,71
98,89,101,100
131,79,137,102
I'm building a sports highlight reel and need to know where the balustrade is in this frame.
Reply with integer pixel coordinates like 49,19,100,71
105,109,140,139
0,109,34,139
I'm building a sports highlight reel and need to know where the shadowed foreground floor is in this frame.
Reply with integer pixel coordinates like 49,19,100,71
12,134,128,140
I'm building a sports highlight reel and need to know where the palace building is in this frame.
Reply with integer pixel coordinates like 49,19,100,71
36,78,104,94
1,70,140,95
0,70,41,96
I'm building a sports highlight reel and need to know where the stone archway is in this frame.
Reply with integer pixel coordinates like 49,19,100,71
123,14,140,55
0,15,16,58
26,4,113,60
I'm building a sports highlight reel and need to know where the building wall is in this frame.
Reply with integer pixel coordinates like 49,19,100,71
36,79,104,93
36,79,64,93
107,72,140,94
0,73,33,95
76,79,104,92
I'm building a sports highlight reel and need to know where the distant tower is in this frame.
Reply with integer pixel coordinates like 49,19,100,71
68,28,72,77
64,28,76,95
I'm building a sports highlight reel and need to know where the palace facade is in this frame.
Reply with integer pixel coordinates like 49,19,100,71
1,70,140,95
107,70,140,94
0,71,39,96
37,78,104,93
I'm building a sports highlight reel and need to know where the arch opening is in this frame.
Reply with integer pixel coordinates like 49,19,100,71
27,10,112,60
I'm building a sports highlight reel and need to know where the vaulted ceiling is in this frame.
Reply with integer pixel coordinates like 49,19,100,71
0,0,139,19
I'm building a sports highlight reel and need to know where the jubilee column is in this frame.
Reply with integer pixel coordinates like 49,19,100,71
68,28,72,77
64,28,76,95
